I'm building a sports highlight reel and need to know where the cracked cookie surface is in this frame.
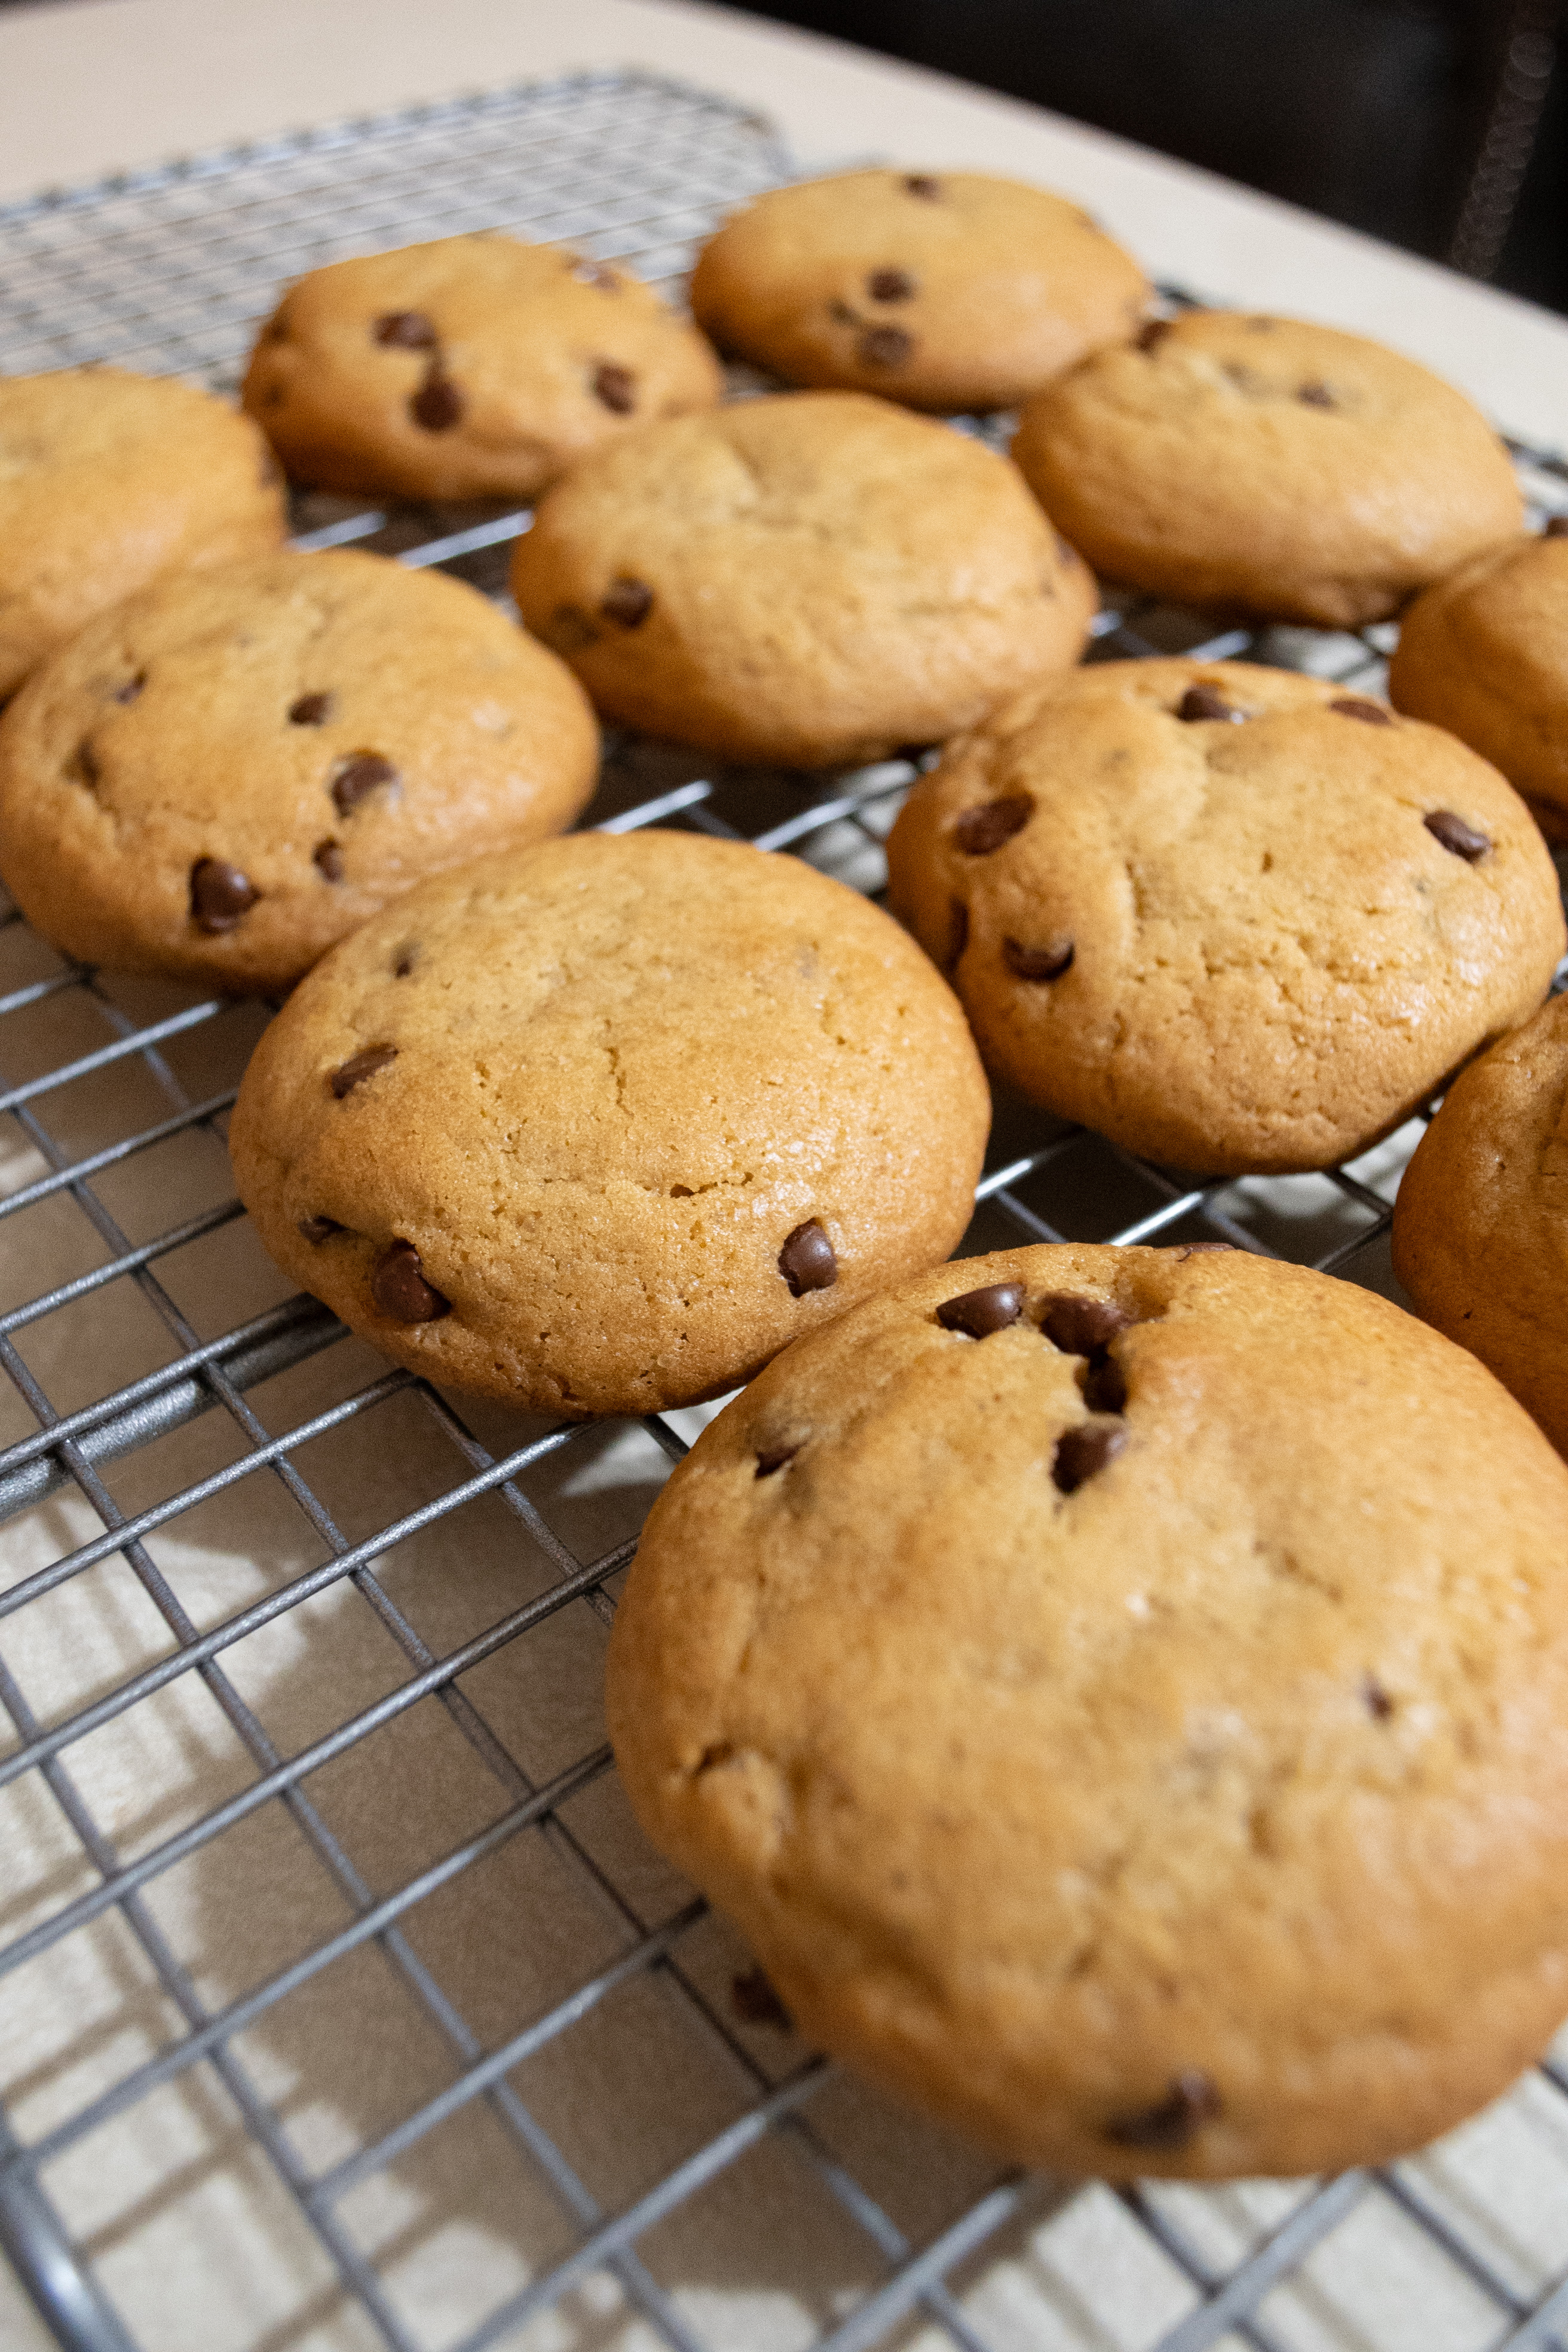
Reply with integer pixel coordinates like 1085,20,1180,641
607,1241,1568,2178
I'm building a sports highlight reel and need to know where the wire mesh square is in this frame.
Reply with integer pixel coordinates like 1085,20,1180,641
2,62,1568,2352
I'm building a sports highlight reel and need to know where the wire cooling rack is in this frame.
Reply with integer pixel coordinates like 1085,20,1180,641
3,63,1568,2352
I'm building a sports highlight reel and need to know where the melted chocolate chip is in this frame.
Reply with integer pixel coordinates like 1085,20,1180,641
393,944,418,978
937,1281,1024,1338
290,691,333,725
945,898,969,973
189,858,258,932
1041,1292,1131,1357
112,673,145,706
867,267,916,302
1425,808,1490,860
1297,379,1336,408
954,795,1033,856
1136,318,1171,352
1084,1356,1128,1413
1545,516,1568,537
331,752,399,817
592,362,637,414
1329,697,1392,726
1364,1674,1395,1721
1105,2071,1220,2149
731,1966,791,2029
1004,936,1074,982
1052,1420,1127,1494
858,324,914,369
601,577,653,628
330,1044,398,1100
298,1214,345,1244
778,1220,837,1296
411,370,464,432
755,1442,803,1479
313,838,345,882
371,1239,451,1323
904,174,942,198
375,310,439,349
1178,684,1240,722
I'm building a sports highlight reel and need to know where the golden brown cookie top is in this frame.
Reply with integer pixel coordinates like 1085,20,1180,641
0,366,285,698
607,1240,1568,2179
0,548,597,993
885,657,1565,1172
1012,311,1524,628
229,828,990,1414
690,167,1149,412
241,233,723,501
510,390,1097,767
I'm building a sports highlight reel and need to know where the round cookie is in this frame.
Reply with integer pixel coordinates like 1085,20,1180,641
885,658,1565,1174
1390,526,1568,838
0,367,284,702
229,829,990,1414
1392,991,1568,1459
1011,312,1523,628
0,549,598,994
510,391,1097,767
689,168,1149,414
242,234,723,501
607,1242,1568,2180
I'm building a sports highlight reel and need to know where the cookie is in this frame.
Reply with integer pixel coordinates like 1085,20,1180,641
229,829,990,1413
1392,991,1568,1458
510,391,1097,767
1389,526,1568,838
689,168,1149,414
0,366,284,702
885,659,1565,1174
241,234,723,501
608,1241,1568,2179
0,549,598,994
1010,312,1523,628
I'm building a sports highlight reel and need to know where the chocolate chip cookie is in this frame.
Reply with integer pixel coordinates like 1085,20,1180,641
0,548,597,993
0,366,285,702
1390,526,1568,838
242,234,723,501
1393,991,1568,1458
690,168,1149,413
607,1241,1568,2179
229,829,990,1413
885,659,1565,1174
1011,311,1523,627
510,391,1097,767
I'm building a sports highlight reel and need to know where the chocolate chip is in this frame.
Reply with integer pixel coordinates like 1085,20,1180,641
1329,697,1393,726
1040,1293,1131,1356
601,577,653,629
549,604,601,653
112,672,145,706
290,691,333,725
393,944,418,978
1136,318,1171,352
1105,2071,1220,2149
1084,1356,1128,1413
1363,1675,1394,1721
778,1220,837,1296
1544,516,1568,537
1177,684,1240,722
330,1044,397,1099
313,838,344,882
937,1281,1024,1338
945,897,969,973
411,370,464,431
1003,936,1074,981
1425,808,1490,861
755,1442,802,1479
1297,379,1335,408
731,1966,791,2028
375,310,438,349
298,1214,345,1244
371,1238,451,1322
189,858,258,932
904,174,942,198
858,325,914,369
330,752,398,817
828,298,860,326
592,362,637,414
867,267,915,302
1052,1420,1127,1494
71,739,100,788
954,795,1033,856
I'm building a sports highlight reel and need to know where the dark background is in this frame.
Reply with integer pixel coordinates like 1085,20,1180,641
728,0,1567,314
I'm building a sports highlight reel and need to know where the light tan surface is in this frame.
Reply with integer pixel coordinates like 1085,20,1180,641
0,548,598,994
0,368,284,700
512,391,1095,766
608,1242,1568,2179
886,659,1566,1175
690,167,1149,412
1011,311,1524,628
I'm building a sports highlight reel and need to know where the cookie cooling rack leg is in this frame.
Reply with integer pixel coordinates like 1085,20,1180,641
0,2118,136,2352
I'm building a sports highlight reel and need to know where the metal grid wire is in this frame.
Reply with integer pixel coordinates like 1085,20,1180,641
2,64,1568,2352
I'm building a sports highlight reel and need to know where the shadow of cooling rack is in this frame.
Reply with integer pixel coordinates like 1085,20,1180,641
2,62,1568,2352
